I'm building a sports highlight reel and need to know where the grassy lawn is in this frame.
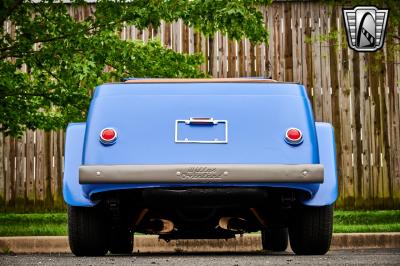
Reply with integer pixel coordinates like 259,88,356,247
0,213,67,236
0,210,399,236
333,210,400,233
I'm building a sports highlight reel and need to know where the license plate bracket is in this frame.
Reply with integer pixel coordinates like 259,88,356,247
175,118,228,144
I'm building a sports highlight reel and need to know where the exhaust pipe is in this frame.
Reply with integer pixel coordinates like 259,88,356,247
218,217,249,232
146,219,174,234
250,208,267,227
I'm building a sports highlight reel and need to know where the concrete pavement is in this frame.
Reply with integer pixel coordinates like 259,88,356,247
0,233,399,254
1,249,400,265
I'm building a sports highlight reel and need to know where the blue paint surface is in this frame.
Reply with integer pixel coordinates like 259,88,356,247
176,121,227,143
302,122,338,206
63,82,337,207
63,123,95,206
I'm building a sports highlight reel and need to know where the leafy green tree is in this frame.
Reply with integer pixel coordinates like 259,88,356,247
0,0,271,136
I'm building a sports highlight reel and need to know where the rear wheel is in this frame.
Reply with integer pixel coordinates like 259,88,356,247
108,228,134,254
68,205,108,256
288,204,333,255
261,227,288,251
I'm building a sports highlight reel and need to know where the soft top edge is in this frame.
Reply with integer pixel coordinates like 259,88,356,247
123,78,278,84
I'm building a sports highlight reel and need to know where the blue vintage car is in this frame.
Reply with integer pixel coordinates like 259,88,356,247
63,78,338,256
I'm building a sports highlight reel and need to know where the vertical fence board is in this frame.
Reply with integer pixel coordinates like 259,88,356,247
164,23,171,49
266,6,273,79
330,7,345,208
25,130,35,210
5,138,15,210
292,3,302,82
303,2,312,96
44,132,53,210
392,25,400,207
227,40,236,78
219,33,227,78
245,39,251,77
379,61,391,208
58,130,65,210
367,53,378,207
15,135,25,212
35,131,45,208
0,132,4,210
182,24,189,54
361,53,373,208
3,137,10,210
384,42,392,208
311,3,322,121
272,3,282,80
284,3,293,81
320,5,332,123
51,132,60,209
379,56,386,208
350,49,364,209
383,33,394,208
279,4,285,81
201,34,208,74
211,33,218,77
188,27,194,55
193,30,200,54
249,42,256,77
255,44,262,77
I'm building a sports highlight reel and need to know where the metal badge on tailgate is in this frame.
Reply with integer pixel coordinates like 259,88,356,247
175,117,228,144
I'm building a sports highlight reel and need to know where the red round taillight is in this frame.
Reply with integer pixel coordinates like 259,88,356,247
100,128,117,145
285,128,303,145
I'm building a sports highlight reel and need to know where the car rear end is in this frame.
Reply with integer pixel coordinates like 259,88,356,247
64,79,337,256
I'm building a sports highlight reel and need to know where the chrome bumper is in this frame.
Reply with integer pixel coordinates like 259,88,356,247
79,164,324,184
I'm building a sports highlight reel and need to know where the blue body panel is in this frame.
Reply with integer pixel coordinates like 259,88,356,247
63,82,338,207
63,123,95,206
83,83,319,165
303,122,338,206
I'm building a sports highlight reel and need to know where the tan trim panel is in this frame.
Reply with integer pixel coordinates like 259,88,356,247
124,78,277,84
79,164,324,184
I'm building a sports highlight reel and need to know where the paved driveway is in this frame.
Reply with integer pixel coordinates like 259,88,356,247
1,249,400,265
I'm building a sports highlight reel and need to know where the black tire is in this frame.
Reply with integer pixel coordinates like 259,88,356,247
108,228,134,254
288,204,333,255
261,227,288,251
68,205,108,256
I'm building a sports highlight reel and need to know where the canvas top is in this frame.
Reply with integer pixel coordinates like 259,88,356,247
123,78,277,84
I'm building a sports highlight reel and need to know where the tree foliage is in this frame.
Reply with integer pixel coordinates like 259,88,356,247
0,0,272,136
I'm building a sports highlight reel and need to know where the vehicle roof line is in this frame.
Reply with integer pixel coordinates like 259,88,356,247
122,78,279,84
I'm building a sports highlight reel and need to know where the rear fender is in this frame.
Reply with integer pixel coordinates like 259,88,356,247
302,122,338,206
63,123,95,207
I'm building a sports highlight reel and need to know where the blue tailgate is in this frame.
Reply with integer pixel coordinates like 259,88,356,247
82,82,319,166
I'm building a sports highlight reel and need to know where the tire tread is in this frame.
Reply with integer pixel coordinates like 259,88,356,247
289,204,333,255
261,228,288,251
68,205,108,256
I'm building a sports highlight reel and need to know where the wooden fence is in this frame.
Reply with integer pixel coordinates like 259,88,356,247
1,1,400,211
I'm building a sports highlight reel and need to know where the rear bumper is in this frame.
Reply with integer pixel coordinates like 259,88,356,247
79,164,324,184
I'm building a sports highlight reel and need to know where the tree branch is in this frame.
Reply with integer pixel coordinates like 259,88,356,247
33,56,62,83
0,22,107,55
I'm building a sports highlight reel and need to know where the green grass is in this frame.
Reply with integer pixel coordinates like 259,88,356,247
334,224,400,233
0,210,399,236
333,210,400,233
0,213,67,236
333,210,400,225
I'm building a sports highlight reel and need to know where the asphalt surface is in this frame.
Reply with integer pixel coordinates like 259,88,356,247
1,249,400,266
